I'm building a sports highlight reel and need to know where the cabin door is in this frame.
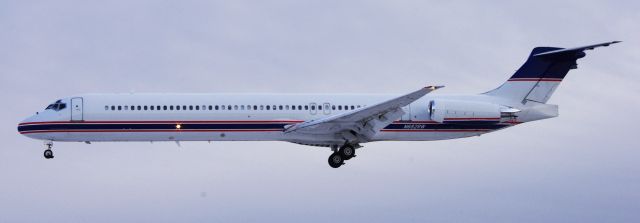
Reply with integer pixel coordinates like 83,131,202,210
71,97,84,121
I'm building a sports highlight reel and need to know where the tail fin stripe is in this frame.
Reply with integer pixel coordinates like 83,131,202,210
508,78,563,82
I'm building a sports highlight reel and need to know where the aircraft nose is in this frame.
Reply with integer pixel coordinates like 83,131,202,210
18,114,38,134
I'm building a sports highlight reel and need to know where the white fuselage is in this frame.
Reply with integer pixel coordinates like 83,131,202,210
19,93,549,146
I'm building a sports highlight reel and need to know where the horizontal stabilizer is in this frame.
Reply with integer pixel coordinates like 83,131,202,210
534,41,621,58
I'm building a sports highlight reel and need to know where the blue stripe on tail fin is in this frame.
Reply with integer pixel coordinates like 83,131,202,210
509,47,576,80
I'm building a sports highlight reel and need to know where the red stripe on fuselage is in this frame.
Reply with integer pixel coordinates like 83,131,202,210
18,120,305,126
443,118,500,121
19,129,283,134
22,129,493,134
381,129,491,132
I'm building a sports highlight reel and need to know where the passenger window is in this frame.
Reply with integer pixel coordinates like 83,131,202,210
351,105,355,110
305,105,309,110
105,106,109,111
209,105,213,110
144,106,148,110
196,106,200,110
266,105,270,110
118,106,122,111
111,106,115,110
291,105,296,110
279,105,283,110
332,105,336,110
170,105,174,110
234,105,238,110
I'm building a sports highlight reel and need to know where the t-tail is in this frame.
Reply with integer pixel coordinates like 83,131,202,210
485,41,620,104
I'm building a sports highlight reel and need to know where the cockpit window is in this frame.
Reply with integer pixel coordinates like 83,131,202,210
45,100,67,111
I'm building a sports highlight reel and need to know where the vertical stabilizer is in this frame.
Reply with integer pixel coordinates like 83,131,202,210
485,41,620,104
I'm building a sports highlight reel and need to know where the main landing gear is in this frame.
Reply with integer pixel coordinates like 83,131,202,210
328,144,357,168
43,141,54,159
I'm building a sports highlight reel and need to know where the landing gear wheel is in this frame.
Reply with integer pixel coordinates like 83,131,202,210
328,152,344,168
339,145,356,160
44,149,54,159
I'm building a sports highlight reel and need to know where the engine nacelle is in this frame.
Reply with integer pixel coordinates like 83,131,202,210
429,100,506,124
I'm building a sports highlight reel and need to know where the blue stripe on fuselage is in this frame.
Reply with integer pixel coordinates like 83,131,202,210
18,122,510,132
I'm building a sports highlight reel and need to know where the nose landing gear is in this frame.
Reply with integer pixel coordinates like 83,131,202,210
43,141,54,159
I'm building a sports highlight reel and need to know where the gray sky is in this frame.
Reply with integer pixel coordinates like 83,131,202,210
1,0,639,222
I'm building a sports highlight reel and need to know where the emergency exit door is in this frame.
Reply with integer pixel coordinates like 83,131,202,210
71,97,84,121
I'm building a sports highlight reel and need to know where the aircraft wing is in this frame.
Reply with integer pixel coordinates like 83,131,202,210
284,86,443,143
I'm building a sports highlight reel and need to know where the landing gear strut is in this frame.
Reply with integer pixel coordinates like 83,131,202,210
327,144,358,168
43,141,54,159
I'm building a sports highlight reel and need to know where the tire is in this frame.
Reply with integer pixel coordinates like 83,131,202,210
44,150,53,159
328,152,344,168
340,145,355,160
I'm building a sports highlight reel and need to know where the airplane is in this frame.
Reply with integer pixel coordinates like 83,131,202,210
18,41,619,168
